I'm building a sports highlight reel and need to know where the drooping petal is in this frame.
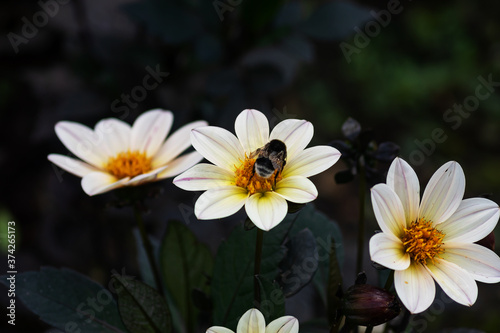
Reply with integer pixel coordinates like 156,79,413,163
369,232,410,270
195,186,248,220
130,109,173,157
152,120,208,167
191,127,245,172
265,316,299,333
439,198,500,244
48,154,99,178
282,146,341,178
156,151,204,180
441,243,500,283
387,158,420,225
55,121,108,168
245,192,288,231
235,109,270,153
370,184,407,238
394,262,435,314
269,119,313,162
81,171,130,196
173,163,235,191
275,176,317,204
126,166,169,186
425,258,478,307
419,161,465,224
94,118,132,157
237,308,266,333
207,327,234,333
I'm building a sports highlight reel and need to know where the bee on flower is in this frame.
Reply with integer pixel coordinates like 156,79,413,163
173,109,341,231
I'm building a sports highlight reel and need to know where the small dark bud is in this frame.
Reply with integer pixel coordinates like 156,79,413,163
341,117,362,140
374,142,400,162
476,231,495,251
354,272,367,285
342,284,400,326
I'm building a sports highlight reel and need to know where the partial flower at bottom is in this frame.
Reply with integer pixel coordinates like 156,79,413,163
206,308,298,333
48,109,206,195
174,109,341,231
369,157,500,313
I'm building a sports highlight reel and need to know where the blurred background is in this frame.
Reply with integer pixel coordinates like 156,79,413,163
1,0,500,332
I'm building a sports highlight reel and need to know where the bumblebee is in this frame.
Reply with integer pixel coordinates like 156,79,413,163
250,139,287,184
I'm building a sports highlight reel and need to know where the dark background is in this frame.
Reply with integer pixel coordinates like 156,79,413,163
1,0,500,332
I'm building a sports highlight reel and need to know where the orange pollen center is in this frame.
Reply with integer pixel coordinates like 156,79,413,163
234,155,282,195
402,219,445,265
106,150,152,179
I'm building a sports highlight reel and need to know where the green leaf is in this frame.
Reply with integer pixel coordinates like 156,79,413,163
112,273,172,333
0,267,127,333
212,222,289,329
159,220,213,333
327,237,343,329
133,228,158,289
255,276,285,323
286,204,344,305
278,228,318,297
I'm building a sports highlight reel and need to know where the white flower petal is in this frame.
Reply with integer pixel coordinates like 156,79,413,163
237,309,266,333
245,192,288,231
131,109,173,157
394,262,435,314
235,109,270,153
425,258,478,307
125,166,169,186
94,118,132,157
441,243,500,283
191,127,245,172
81,172,130,196
48,154,99,178
152,120,208,167
275,176,317,203
55,121,108,168
207,327,234,333
269,119,313,162
282,146,341,178
440,198,500,244
156,151,204,180
173,163,235,191
369,232,410,270
265,316,299,333
387,157,420,225
370,184,407,238
419,161,465,224
195,186,248,220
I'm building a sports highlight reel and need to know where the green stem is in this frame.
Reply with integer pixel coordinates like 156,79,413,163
134,205,165,296
254,229,264,309
355,158,366,275
365,326,373,333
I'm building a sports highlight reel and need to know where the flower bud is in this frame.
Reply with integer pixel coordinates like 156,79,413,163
342,284,400,326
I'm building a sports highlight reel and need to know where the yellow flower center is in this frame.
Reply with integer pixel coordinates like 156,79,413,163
106,150,152,179
234,155,282,195
402,219,445,265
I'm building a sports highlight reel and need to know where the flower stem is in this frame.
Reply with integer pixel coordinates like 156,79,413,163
254,228,264,309
356,158,366,275
134,205,164,296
